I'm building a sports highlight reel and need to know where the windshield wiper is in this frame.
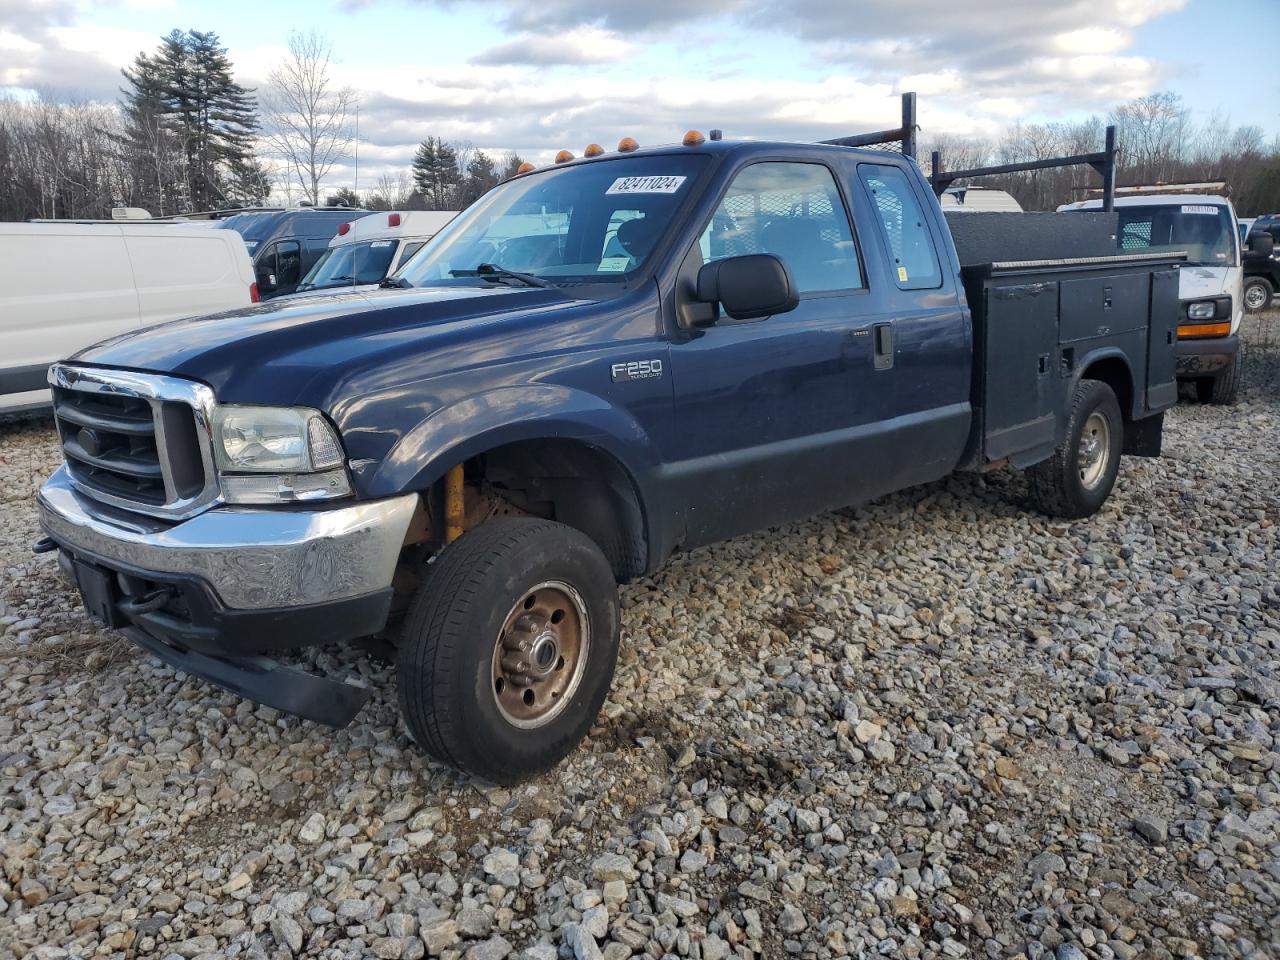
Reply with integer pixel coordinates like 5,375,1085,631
379,276,411,289
449,263,553,288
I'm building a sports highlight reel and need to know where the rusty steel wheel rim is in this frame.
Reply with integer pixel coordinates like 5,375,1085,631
490,580,589,729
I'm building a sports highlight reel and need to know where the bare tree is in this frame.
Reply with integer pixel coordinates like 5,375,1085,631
1109,92,1190,184
367,170,413,210
261,31,356,205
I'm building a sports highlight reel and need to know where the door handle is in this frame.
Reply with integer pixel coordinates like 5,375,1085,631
873,322,894,370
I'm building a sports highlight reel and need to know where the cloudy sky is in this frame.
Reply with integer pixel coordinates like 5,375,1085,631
2,0,1276,194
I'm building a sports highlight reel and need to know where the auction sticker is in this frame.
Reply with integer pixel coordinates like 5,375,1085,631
1181,205,1219,215
597,256,631,272
607,175,687,195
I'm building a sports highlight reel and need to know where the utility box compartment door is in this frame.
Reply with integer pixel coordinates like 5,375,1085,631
980,280,1059,461
1059,272,1149,343
1145,267,1179,411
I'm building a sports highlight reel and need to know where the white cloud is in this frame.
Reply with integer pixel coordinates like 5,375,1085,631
1,0,1204,198
472,26,632,65
1054,27,1131,56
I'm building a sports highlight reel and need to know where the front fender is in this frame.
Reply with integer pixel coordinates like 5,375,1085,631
358,383,661,500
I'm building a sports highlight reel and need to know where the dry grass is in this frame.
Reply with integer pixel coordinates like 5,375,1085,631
0,630,135,675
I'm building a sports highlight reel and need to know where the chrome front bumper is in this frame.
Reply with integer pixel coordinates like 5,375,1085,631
37,466,418,610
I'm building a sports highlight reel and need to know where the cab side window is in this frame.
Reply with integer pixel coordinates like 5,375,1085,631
698,161,863,294
276,241,302,287
858,164,942,290
397,240,428,269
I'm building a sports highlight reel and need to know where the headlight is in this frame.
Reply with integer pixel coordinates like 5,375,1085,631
212,406,351,504
1187,301,1216,320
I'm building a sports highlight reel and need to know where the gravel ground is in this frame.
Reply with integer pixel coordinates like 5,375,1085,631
2,313,1279,960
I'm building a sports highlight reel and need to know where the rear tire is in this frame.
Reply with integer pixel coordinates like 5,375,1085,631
1028,379,1123,519
1243,277,1273,313
398,518,619,784
1195,344,1243,406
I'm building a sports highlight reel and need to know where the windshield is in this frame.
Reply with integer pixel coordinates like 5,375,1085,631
298,239,399,290
1115,203,1237,267
394,154,708,288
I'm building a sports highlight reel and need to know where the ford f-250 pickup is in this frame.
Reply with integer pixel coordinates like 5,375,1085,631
35,129,1183,783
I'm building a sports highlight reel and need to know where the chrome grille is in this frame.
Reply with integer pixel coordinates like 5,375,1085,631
49,364,221,520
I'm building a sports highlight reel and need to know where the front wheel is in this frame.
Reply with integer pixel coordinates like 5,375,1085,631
1028,379,1123,519
1243,277,1273,313
398,518,620,784
1195,343,1243,406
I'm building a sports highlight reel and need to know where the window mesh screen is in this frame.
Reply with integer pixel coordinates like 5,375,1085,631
712,190,846,257
1119,221,1153,249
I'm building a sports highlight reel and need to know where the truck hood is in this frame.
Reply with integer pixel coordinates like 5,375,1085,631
71,284,577,406
1178,265,1234,301
273,283,382,301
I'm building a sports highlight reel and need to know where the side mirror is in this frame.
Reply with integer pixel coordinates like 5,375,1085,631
256,268,277,293
1248,232,1275,257
695,253,799,323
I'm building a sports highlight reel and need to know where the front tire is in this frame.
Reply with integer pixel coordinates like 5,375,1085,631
1195,343,1243,406
1243,277,1273,313
398,518,620,784
1028,379,1123,519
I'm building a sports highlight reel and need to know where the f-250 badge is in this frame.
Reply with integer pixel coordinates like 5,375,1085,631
611,359,663,382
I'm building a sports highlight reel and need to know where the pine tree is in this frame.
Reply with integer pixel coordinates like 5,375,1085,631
412,137,461,210
117,29,259,213
326,187,360,207
118,48,184,214
184,30,258,208
498,151,526,180
459,150,498,207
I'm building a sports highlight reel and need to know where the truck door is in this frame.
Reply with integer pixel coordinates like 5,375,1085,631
665,160,886,549
847,161,972,482
255,240,302,298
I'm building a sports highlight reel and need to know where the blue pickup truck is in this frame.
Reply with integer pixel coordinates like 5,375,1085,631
35,132,1182,782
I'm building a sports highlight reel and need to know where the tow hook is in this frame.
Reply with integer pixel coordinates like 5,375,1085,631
119,589,177,617
31,536,57,554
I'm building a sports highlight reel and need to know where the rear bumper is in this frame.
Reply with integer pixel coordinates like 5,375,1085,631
1175,334,1239,377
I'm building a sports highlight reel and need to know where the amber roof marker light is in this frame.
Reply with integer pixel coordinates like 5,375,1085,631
682,130,706,146
516,162,535,174
584,143,604,157
617,137,639,153
554,150,574,164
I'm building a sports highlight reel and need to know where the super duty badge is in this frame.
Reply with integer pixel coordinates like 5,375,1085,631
611,359,663,382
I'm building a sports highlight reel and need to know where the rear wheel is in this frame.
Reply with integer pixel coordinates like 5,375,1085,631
1028,379,1123,519
1243,277,1273,313
398,518,619,783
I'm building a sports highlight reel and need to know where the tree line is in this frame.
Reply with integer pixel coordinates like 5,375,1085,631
926,92,1280,215
2,32,1277,223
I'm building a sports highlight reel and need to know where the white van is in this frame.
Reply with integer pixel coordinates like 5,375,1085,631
1059,194,1244,404
0,222,256,413
940,187,1023,212
286,210,459,299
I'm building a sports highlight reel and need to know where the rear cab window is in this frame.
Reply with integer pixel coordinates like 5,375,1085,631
857,163,942,290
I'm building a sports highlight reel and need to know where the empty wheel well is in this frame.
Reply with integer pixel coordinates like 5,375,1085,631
1080,357,1133,420
474,439,648,583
